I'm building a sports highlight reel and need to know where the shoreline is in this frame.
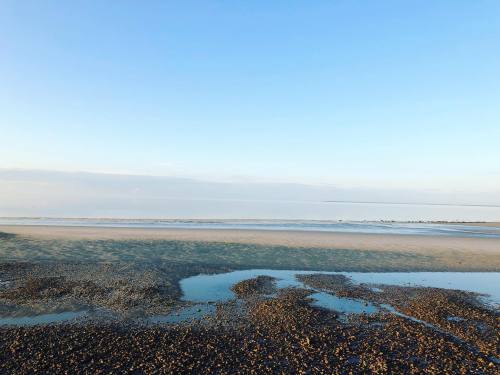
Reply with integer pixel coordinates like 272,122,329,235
1,217,500,225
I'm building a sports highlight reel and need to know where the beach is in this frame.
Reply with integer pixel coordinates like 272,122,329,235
1,225,500,271
4,224,500,251
4,1,500,371
1,224,499,373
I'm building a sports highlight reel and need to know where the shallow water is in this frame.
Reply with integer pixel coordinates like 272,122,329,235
344,272,500,303
172,269,500,322
180,269,307,303
2,218,500,238
180,269,500,305
1,270,498,326
0,311,87,326
175,270,386,320
310,292,379,314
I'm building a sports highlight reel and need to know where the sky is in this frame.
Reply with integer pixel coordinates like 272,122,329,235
1,1,499,218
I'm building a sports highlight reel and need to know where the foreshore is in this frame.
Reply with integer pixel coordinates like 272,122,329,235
2,224,500,272
2,224,500,252
1,225,499,373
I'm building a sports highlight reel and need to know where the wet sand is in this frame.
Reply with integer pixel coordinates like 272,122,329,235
2,225,500,271
3,224,500,252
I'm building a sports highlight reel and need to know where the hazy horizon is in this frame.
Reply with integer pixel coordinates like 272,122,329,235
1,169,499,221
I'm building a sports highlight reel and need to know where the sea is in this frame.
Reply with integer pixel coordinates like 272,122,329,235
1,216,500,238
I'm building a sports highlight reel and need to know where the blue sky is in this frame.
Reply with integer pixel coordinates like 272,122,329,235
1,1,500,193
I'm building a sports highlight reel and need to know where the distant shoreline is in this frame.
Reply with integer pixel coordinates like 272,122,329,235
0,217,499,226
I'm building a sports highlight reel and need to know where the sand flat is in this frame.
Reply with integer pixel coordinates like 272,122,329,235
2,225,500,271
2,224,500,254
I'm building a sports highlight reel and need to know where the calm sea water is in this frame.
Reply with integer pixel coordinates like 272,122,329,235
1,217,500,238
3,200,500,222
